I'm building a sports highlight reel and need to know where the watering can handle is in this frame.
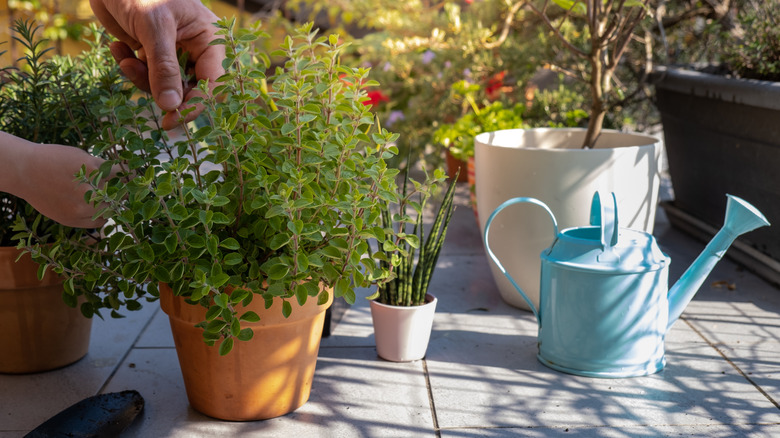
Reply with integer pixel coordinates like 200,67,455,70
590,192,620,260
483,197,558,323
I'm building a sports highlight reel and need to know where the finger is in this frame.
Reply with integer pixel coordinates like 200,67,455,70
161,102,203,131
193,44,226,90
136,10,183,112
90,0,140,50
118,58,151,93
108,41,134,62
110,42,152,92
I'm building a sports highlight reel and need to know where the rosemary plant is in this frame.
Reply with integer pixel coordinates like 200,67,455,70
0,20,124,246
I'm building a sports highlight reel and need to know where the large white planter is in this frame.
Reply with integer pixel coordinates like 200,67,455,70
475,128,662,311
370,294,437,362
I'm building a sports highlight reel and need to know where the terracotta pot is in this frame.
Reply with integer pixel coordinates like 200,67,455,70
467,156,478,223
445,150,469,182
0,246,92,373
369,294,437,362
159,283,333,421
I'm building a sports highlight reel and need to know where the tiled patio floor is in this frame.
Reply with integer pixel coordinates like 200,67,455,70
2,183,780,437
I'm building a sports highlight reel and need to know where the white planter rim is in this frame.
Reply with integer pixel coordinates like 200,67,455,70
370,293,437,311
474,128,659,153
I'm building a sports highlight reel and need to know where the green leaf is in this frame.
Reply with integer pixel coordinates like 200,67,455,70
187,234,206,248
220,238,240,250
240,311,261,322
295,284,308,306
219,337,234,356
317,289,330,305
164,233,178,254
214,293,229,308
138,243,155,263
212,272,230,288
269,233,290,250
268,263,290,280
282,300,292,318
206,320,227,333
296,252,309,271
224,253,243,265
205,306,222,321
237,328,254,341
551,0,586,14
207,235,218,256
281,122,296,136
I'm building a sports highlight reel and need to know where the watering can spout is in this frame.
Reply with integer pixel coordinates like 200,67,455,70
667,195,770,330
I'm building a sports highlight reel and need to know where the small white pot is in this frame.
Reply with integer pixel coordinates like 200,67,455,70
370,294,437,362
475,128,663,311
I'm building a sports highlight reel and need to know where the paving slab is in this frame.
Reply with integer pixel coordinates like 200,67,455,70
439,424,780,437
0,303,156,433
107,346,434,437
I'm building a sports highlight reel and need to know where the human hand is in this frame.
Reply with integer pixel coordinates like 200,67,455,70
90,0,225,130
0,132,111,228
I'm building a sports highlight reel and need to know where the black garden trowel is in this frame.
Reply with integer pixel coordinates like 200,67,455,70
24,390,144,438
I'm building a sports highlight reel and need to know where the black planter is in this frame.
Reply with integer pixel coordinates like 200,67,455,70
653,66,780,282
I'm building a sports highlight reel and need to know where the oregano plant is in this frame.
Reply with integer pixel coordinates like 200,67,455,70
14,19,401,355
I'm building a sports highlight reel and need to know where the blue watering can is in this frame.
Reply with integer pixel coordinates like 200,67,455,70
484,192,769,378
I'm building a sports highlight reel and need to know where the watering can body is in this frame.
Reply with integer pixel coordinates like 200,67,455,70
537,226,670,377
484,192,769,378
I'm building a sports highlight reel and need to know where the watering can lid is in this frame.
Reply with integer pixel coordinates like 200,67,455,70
542,192,669,273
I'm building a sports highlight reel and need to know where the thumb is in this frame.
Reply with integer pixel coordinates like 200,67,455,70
139,21,183,112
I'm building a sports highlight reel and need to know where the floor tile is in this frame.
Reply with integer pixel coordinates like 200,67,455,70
134,307,175,348
106,346,435,437
439,424,780,437
427,332,778,430
0,303,156,432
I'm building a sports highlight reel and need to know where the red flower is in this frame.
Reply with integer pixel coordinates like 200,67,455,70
485,71,509,100
364,90,390,107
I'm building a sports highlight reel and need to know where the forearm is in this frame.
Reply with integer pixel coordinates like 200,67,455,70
0,131,35,197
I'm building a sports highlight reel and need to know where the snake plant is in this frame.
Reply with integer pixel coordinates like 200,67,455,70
371,168,457,307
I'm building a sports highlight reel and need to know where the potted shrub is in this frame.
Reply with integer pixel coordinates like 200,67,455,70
0,21,123,373
368,167,456,362
474,0,663,311
15,19,401,420
434,80,588,220
652,2,780,282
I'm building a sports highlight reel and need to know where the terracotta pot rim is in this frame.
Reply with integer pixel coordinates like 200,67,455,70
0,245,63,289
158,282,333,325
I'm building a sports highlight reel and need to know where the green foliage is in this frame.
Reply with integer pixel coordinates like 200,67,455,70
6,0,89,46
368,167,456,307
434,100,526,162
14,19,401,355
0,20,124,246
723,2,780,81
297,0,551,168
524,82,589,128
433,79,588,162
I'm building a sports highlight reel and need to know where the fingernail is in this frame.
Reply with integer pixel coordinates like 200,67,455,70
158,89,182,111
